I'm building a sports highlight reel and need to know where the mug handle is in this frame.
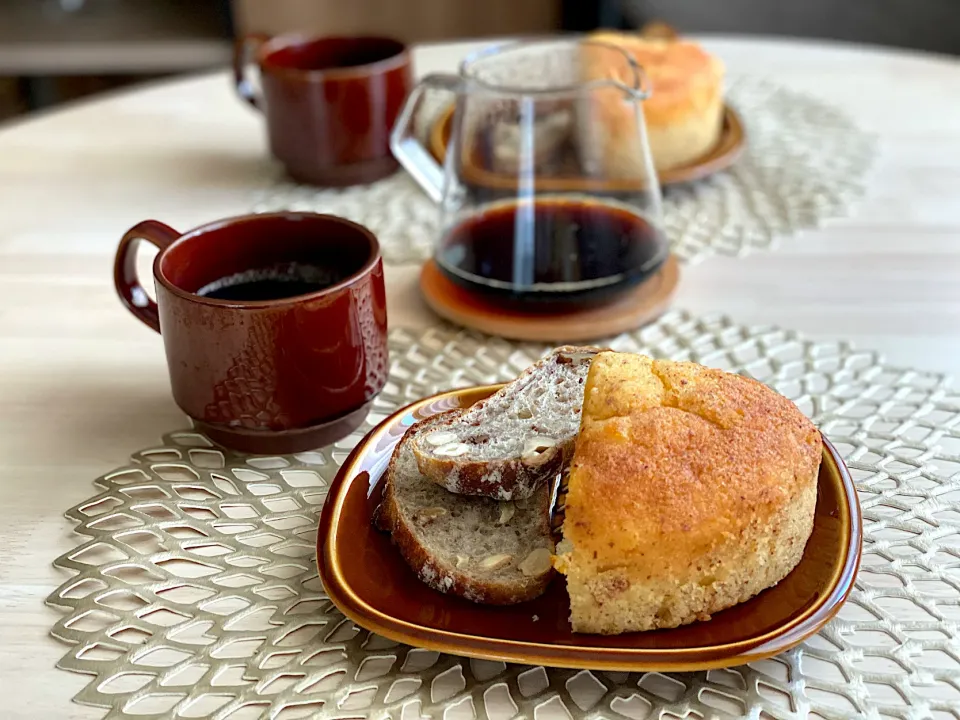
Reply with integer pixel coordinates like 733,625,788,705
389,73,461,204
113,221,180,334
233,33,269,109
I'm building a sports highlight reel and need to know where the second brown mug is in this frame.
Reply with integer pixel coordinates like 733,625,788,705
234,33,413,186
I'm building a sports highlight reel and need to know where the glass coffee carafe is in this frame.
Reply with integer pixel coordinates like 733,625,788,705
391,38,667,304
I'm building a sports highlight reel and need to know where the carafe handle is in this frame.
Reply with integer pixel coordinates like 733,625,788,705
389,73,461,204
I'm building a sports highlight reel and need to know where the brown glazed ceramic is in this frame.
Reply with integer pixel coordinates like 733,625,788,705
318,385,862,672
429,103,746,190
234,33,413,186
419,255,680,343
113,212,388,454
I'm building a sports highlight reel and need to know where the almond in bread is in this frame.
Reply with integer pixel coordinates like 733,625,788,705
409,346,599,501
555,352,821,634
376,412,555,605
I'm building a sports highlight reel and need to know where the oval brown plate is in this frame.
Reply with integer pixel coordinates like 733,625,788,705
318,385,861,672
428,103,746,190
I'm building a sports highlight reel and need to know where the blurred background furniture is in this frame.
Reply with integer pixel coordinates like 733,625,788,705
618,0,960,55
1,0,957,123
0,0,564,121
0,0,233,120
233,0,559,43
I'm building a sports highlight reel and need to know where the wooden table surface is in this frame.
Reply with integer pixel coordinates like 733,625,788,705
1,36,959,718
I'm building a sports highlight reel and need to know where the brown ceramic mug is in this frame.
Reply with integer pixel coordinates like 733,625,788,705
234,33,413,186
113,212,388,454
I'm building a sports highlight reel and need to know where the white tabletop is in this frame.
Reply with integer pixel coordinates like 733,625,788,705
1,36,959,718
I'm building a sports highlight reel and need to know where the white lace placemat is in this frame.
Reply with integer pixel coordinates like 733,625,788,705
49,311,960,720
249,77,877,266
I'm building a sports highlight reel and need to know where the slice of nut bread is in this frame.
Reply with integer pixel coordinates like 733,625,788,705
376,412,555,605
410,346,599,500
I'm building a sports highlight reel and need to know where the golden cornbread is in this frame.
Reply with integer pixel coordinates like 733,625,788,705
555,353,821,635
582,33,725,174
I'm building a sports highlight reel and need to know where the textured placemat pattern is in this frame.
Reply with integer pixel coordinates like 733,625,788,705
48,312,960,720
249,77,877,266
48,313,960,720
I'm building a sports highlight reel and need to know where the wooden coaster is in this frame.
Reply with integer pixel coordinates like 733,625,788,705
419,255,680,342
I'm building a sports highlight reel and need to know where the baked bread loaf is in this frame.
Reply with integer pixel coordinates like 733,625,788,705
377,412,556,605
581,32,725,174
410,346,598,501
555,352,821,634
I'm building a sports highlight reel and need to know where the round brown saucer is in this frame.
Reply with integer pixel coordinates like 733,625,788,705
419,255,680,342
194,400,372,455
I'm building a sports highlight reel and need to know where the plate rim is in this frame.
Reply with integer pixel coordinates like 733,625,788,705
427,104,746,190
318,385,862,672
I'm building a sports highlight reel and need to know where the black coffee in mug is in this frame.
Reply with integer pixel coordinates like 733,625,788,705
196,262,345,301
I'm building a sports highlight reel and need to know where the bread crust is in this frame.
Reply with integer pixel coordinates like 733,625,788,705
556,353,821,634
412,440,569,503
410,346,598,501
377,412,555,605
